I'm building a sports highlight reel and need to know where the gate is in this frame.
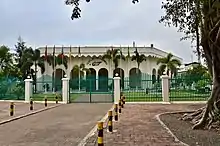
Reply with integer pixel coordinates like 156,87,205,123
69,78,114,103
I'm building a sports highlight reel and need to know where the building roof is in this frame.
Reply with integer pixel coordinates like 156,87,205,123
37,45,183,62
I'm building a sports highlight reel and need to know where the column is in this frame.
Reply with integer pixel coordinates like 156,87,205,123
62,76,70,104
113,74,121,104
96,70,99,90
161,75,170,102
24,77,33,102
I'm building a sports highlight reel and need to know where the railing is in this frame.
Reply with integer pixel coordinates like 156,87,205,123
169,76,212,101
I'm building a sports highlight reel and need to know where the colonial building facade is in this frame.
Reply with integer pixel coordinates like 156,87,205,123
35,44,182,92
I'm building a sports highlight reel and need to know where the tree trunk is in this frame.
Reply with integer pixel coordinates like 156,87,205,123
181,33,220,130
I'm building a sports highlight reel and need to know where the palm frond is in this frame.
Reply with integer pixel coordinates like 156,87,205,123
156,58,167,65
170,59,181,66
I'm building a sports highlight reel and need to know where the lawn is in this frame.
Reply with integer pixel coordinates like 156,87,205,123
31,93,78,101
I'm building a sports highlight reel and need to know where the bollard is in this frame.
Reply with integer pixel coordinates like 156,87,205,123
122,96,126,105
114,104,118,121
108,110,113,132
121,97,124,108
30,98,33,111
97,121,104,146
44,96,48,107
10,102,14,116
118,99,122,114
55,93,58,104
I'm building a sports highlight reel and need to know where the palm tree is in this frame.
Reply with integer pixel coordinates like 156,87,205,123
71,63,90,91
131,48,147,89
156,53,181,78
131,48,147,70
102,48,125,76
21,48,45,92
45,54,68,92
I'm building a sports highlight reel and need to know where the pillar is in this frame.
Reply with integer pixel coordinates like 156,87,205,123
62,76,70,104
161,75,170,102
113,74,121,104
24,77,33,102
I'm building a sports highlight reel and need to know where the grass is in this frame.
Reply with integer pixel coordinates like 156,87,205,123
31,93,78,101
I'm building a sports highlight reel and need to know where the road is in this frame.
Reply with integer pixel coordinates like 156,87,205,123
0,103,112,146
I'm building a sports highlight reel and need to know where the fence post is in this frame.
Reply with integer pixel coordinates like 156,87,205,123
62,75,70,104
24,76,33,102
161,75,170,102
113,74,121,104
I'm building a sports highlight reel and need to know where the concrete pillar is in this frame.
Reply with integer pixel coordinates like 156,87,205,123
24,78,33,102
62,76,70,104
161,75,170,102
113,74,121,104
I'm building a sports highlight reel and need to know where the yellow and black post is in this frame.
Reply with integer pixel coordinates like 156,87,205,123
55,93,58,104
118,99,122,114
30,98,33,111
122,95,126,105
121,97,124,108
108,110,113,132
10,102,14,116
97,121,104,146
114,104,118,121
44,96,48,107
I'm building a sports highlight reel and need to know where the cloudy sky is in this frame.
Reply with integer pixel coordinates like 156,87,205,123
0,0,196,63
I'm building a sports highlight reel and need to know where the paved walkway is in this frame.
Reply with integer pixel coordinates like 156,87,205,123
0,103,112,146
85,104,204,146
0,102,56,122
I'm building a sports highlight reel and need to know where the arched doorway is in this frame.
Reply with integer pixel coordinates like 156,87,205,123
98,68,108,92
53,69,65,91
70,68,82,90
113,68,124,89
86,68,96,92
152,68,156,84
129,68,141,89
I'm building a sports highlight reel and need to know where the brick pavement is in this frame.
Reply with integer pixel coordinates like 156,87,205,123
0,102,56,122
85,103,204,146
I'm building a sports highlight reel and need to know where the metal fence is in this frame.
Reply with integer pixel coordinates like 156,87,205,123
0,77,25,100
123,78,162,102
169,76,212,101
69,78,114,103
32,79,62,101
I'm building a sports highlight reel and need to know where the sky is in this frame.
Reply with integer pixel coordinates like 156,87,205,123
0,0,197,63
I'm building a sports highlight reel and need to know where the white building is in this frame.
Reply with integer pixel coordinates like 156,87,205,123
36,44,182,92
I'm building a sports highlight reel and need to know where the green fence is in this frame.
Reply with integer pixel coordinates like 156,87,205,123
123,78,162,102
31,80,62,101
0,77,25,100
169,76,212,101
69,78,114,103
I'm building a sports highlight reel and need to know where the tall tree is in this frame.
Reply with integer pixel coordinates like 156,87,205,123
0,46,13,77
160,0,220,129
156,53,181,78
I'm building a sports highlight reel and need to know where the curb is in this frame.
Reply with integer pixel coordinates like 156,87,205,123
77,105,114,146
126,102,171,104
0,100,65,104
155,112,191,146
0,104,62,126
